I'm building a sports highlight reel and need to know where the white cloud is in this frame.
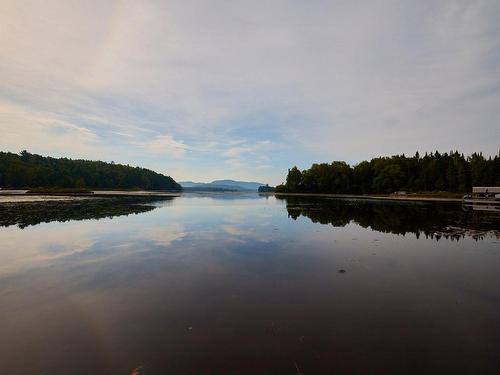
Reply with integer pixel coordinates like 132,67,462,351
0,101,99,156
220,140,275,173
222,146,254,158
0,0,499,182
145,134,188,159
255,165,272,170
224,158,246,169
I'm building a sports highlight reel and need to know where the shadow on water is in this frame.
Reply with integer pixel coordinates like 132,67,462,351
0,196,173,229
278,196,500,241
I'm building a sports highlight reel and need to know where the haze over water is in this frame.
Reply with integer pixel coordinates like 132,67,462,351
0,193,499,374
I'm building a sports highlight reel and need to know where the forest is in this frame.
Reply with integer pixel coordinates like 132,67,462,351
0,151,182,191
276,151,500,194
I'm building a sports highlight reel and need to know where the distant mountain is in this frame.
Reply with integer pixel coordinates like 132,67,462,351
179,179,266,191
178,181,200,188
211,180,265,191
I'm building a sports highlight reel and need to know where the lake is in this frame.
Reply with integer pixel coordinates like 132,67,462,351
0,193,499,374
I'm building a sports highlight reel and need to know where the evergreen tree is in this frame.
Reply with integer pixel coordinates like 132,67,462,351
0,151,182,191
279,151,499,194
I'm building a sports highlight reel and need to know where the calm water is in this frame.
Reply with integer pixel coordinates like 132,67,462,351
0,194,499,374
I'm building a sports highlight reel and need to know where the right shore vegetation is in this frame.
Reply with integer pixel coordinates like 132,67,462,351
276,151,500,194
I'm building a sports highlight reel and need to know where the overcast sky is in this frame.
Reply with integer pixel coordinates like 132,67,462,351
1,0,499,184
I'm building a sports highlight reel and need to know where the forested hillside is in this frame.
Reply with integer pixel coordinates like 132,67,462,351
277,151,500,194
0,151,182,191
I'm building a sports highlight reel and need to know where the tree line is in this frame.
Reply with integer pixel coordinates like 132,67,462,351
258,184,275,193
276,151,500,194
0,151,182,191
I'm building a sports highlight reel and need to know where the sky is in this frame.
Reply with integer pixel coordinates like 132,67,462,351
1,0,499,185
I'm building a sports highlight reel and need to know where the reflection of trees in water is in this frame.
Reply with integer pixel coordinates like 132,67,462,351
280,197,500,241
0,197,171,229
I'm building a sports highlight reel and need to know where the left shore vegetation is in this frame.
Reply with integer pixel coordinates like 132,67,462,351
0,150,182,191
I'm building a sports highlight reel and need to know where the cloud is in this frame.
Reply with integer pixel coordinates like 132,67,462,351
0,101,99,156
255,165,272,170
110,131,134,138
222,146,254,158
145,134,188,159
0,0,499,183
218,140,276,176
224,158,246,169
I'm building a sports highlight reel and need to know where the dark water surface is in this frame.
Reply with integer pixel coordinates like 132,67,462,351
0,194,499,374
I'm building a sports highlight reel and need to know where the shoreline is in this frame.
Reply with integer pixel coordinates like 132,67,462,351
274,192,464,203
0,190,182,203
1,190,497,206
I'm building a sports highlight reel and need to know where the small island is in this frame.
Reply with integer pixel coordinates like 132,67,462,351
258,184,276,193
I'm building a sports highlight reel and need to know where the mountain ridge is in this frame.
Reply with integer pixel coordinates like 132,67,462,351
179,179,266,191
